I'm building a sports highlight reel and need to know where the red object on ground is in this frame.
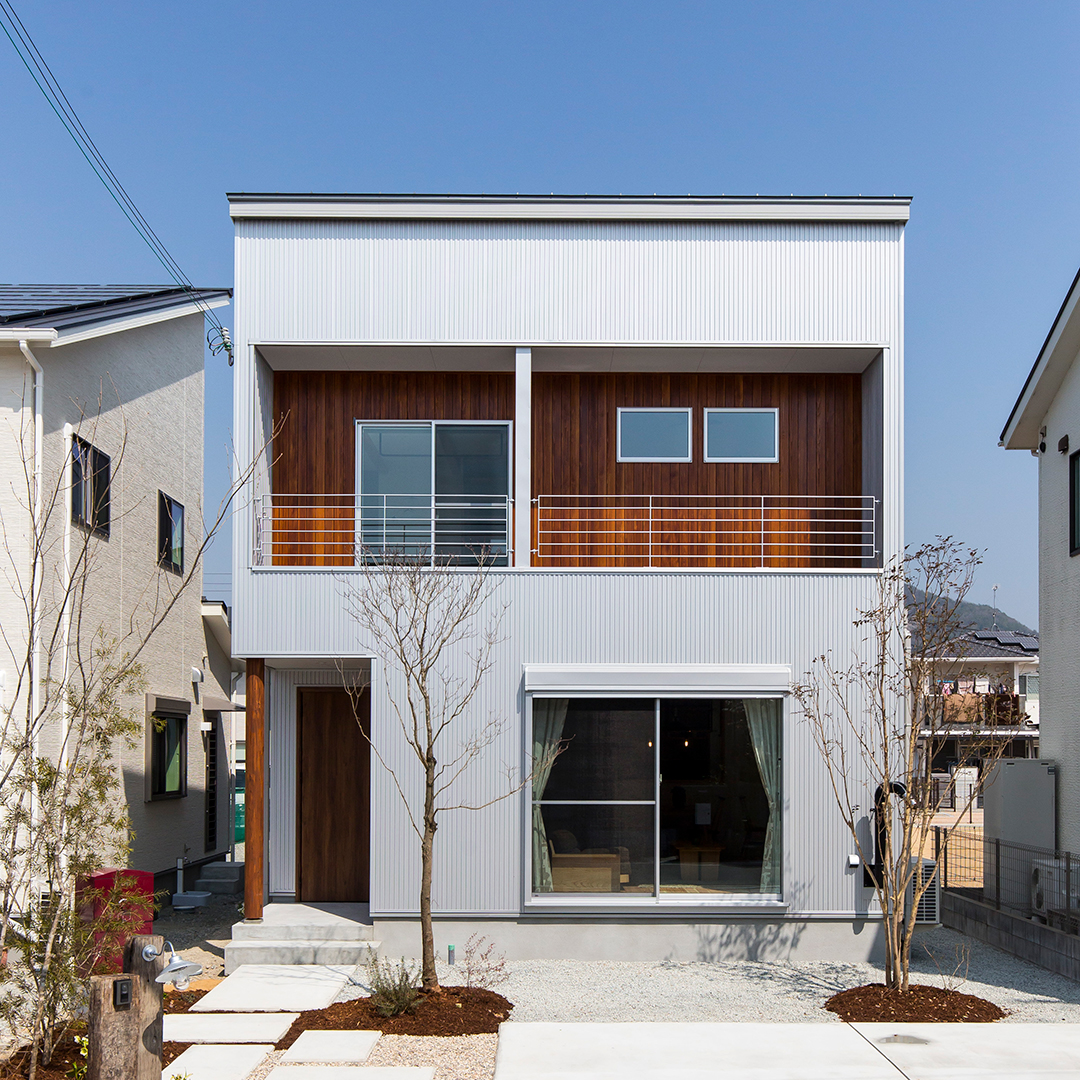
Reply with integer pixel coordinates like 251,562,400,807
76,868,154,974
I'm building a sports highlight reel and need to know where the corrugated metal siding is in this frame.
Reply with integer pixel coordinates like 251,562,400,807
234,220,901,346
257,571,879,916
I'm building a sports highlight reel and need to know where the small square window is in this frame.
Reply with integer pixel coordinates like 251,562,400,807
158,492,184,573
71,436,110,537
150,713,187,800
704,409,779,463
616,408,692,463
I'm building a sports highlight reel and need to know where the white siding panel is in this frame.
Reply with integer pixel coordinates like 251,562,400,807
251,571,878,917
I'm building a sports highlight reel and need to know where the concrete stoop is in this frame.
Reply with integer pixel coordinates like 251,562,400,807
194,861,245,895
225,903,378,973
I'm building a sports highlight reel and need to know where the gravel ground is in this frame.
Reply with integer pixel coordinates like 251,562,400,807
341,926,1080,1024
153,893,242,978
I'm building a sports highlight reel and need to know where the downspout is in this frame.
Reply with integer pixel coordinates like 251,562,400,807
18,341,43,762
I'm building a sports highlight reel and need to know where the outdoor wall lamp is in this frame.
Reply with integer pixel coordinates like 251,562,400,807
141,940,203,990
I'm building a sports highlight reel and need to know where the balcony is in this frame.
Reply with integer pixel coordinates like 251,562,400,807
254,493,875,569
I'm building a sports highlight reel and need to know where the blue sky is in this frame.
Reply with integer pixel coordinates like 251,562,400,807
3,0,1078,628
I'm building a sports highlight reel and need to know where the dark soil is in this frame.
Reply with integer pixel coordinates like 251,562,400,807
162,988,210,1013
0,1027,84,1080
277,986,513,1047
825,983,1006,1022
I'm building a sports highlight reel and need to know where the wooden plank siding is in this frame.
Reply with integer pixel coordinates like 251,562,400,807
268,370,863,568
531,373,864,568
270,371,515,565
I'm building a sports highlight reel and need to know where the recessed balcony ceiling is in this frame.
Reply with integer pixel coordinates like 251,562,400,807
255,343,882,374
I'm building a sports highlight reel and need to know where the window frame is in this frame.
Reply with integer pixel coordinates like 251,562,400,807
158,491,185,574
1070,450,1080,556
525,691,785,909
149,711,187,801
703,407,780,464
71,435,111,538
616,407,693,464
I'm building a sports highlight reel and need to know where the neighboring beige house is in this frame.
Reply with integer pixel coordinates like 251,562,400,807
0,285,240,890
1002,263,1080,852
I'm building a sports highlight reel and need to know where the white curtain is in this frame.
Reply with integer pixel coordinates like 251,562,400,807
531,698,569,893
744,698,782,894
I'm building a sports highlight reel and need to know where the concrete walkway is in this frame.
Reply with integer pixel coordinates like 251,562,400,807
494,1021,1080,1080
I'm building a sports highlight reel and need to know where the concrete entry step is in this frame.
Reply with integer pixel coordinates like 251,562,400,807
192,964,353,1013
199,861,245,880
194,877,243,894
231,902,374,942
163,1043,271,1080
281,1030,381,1063
225,938,378,971
163,1011,298,1044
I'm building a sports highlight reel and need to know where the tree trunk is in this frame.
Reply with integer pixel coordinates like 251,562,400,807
420,760,439,991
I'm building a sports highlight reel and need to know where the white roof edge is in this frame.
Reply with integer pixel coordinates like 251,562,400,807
0,328,59,342
523,663,792,693
48,297,230,348
229,197,910,223
1002,268,1080,449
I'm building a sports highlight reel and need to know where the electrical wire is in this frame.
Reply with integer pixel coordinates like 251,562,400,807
0,0,233,362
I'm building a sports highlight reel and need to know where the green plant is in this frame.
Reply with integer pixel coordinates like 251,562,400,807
65,1034,88,1079
462,934,509,990
367,957,421,1017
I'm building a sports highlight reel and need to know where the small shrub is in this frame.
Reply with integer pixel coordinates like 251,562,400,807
65,1034,89,1079
462,934,509,990
367,957,421,1017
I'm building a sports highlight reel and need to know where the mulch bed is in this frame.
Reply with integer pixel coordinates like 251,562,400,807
825,983,1006,1022
277,986,513,1047
0,1036,83,1080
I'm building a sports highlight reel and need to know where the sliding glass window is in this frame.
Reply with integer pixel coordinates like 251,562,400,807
532,696,782,898
356,421,511,565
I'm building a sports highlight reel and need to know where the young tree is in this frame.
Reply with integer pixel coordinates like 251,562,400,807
793,538,1012,992
0,389,266,1077
339,550,553,992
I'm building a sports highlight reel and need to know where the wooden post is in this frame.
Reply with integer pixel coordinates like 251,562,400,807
246,657,266,920
87,933,164,1080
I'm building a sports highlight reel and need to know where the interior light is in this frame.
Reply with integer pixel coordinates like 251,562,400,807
647,740,653,747
684,740,689,747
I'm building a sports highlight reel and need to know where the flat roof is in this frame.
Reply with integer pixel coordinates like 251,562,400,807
227,192,911,223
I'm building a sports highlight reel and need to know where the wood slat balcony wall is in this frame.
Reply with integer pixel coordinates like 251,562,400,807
270,371,515,565
532,372,863,568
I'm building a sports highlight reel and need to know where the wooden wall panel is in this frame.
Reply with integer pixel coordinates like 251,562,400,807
272,371,516,495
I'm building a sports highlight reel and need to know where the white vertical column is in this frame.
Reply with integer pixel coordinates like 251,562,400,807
514,347,532,568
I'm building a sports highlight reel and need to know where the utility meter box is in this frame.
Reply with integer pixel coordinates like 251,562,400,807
983,759,1056,848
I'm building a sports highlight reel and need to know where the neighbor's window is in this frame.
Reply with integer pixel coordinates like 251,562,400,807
531,696,782,899
150,713,187,800
616,408,692,462
704,409,779,463
158,492,184,573
71,436,111,537
1071,451,1080,555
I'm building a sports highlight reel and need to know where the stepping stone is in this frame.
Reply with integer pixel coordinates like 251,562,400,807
270,1070,434,1080
163,1043,272,1080
164,1012,298,1043
191,964,353,1012
281,1029,381,1063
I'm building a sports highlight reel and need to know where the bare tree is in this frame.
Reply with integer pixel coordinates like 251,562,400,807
793,538,1011,992
0,385,270,1077
338,550,555,992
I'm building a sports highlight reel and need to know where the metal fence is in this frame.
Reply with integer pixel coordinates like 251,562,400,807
937,825,1080,932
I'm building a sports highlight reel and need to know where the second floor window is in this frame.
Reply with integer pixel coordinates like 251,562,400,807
158,492,184,573
150,712,187,799
704,408,779,463
616,408,692,462
71,436,110,537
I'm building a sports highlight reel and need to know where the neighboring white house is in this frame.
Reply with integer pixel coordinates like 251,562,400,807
1002,264,1080,852
229,193,908,962
0,285,241,888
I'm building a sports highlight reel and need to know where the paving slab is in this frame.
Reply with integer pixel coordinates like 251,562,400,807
163,1043,272,1080
853,1022,1080,1078
164,1011,298,1043
191,964,354,1012
269,1069,434,1080
280,1029,381,1062
494,1022,895,1080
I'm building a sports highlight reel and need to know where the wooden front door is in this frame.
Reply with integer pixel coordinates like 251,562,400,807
296,688,370,902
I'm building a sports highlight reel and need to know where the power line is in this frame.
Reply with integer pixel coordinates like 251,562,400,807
0,0,233,362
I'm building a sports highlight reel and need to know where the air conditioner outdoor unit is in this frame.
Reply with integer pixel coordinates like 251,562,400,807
1031,857,1080,921
909,857,939,924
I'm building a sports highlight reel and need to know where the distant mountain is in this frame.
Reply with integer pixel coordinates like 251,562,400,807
909,588,1034,635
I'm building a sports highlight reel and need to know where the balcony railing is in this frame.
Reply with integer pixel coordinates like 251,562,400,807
533,494,877,568
253,493,512,567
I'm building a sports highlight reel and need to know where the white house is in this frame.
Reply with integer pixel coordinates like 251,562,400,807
228,194,908,962
0,285,240,888
1001,264,1080,852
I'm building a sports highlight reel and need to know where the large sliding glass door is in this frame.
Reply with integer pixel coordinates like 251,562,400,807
532,696,782,899
357,421,510,564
